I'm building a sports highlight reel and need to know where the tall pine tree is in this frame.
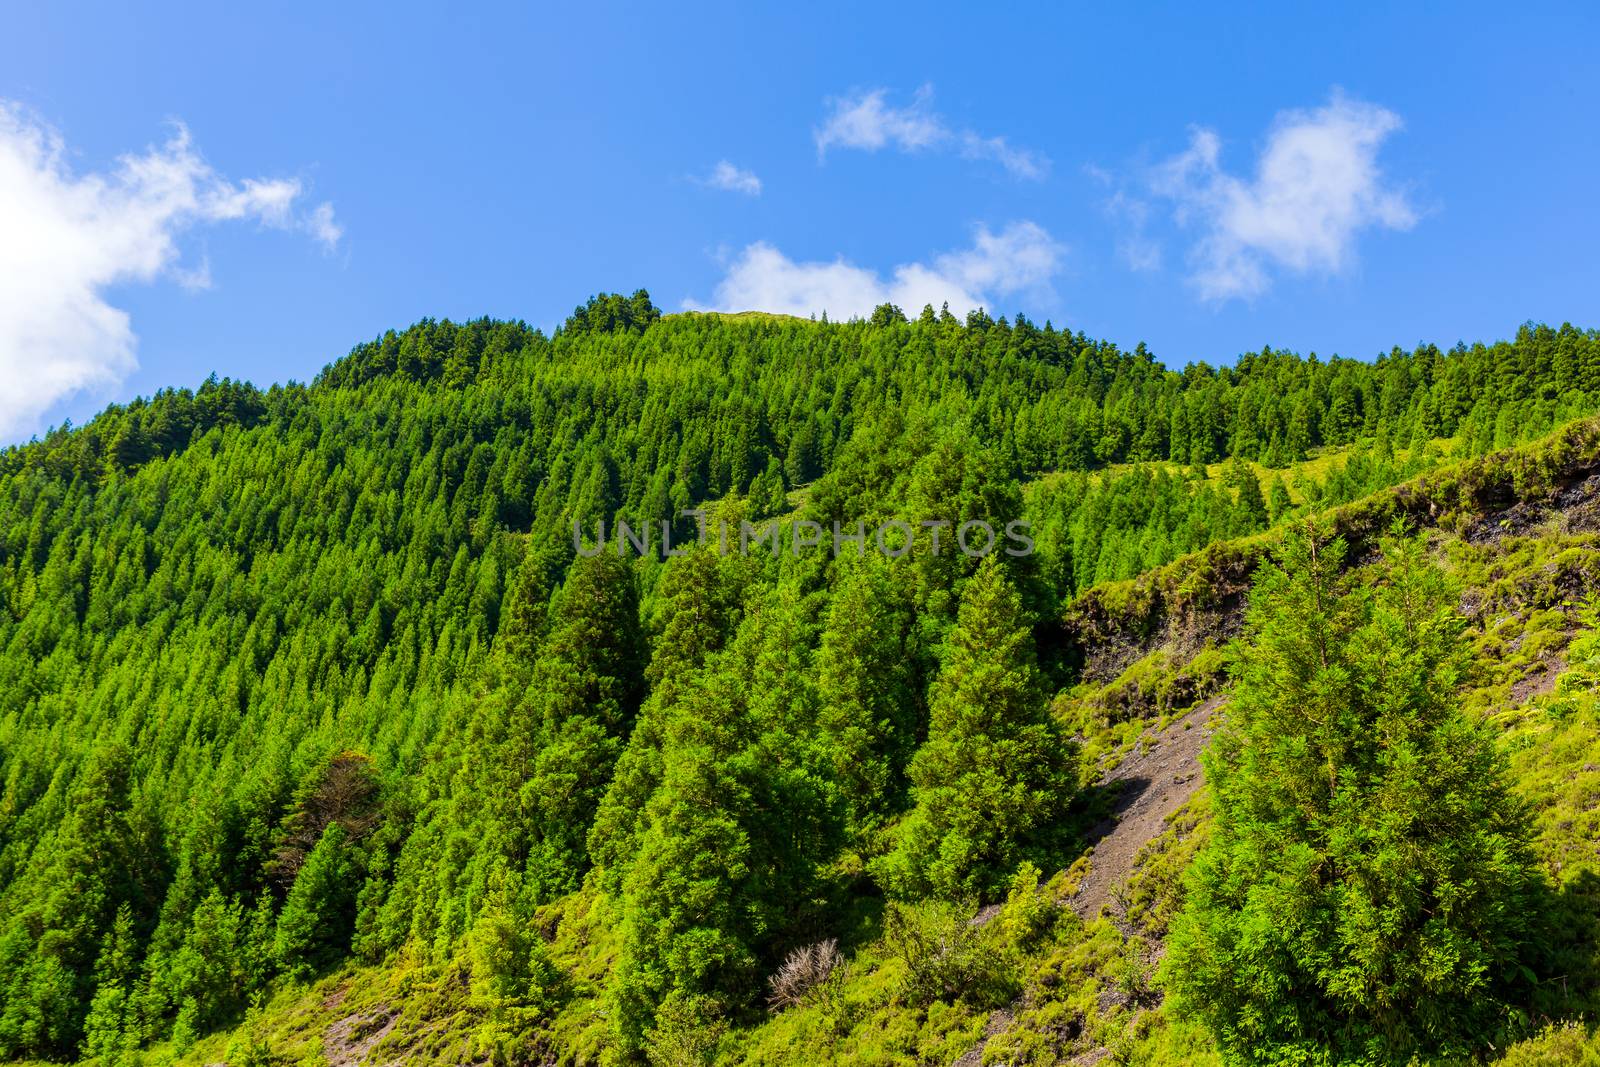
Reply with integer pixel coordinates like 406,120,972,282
875,557,1075,901
816,556,919,840
1165,524,1539,1062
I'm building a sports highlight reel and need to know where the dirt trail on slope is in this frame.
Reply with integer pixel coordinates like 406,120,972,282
1071,697,1219,920
951,700,1220,1067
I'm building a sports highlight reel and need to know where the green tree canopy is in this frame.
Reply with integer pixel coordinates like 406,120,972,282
876,556,1076,901
1165,525,1540,1063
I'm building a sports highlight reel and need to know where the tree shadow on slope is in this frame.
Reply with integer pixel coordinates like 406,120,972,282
1531,868,1600,1026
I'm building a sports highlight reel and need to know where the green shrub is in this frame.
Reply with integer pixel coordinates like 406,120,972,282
883,903,1018,1010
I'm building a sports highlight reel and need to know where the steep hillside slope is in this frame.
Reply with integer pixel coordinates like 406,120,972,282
4,305,1600,1065
121,416,1600,1066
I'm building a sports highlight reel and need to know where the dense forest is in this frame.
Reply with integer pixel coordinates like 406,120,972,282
3,294,1600,1065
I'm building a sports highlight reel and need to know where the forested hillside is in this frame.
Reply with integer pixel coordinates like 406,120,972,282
3,294,1600,1066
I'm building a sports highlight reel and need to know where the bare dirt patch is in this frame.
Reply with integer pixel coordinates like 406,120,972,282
1511,653,1567,703
1071,698,1219,920
950,701,1218,1067
324,1007,400,1067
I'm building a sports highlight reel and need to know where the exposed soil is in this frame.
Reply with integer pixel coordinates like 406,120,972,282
1511,653,1568,703
1073,587,1249,687
952,699,1220,1067
1071,697,1219,920
324,1007,400,1067
1463,472,1600,545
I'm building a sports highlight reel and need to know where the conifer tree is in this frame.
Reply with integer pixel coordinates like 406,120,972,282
875,557,1075,901
0,746,138,1059
167,889,252,1039
274,824,355,980
816,557,919,838
267,751,382,890
609,590,833,1056
1223,456,1268,531
608,649,759,1056
1266,475,1293,522
588,547,737,889
1165,525,1539,1062
83,905,139,1064
496,542,564,666
527,551,647,734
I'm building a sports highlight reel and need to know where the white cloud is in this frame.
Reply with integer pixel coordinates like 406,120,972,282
1151,91,1415,300
1084,164,1163,272
686,221,1064,320
815,85,947,154
696,160,762,196
1108,192,1162,272
306,200,343,249
815,85,1047,180
0,102,339,441
957,132,1047,181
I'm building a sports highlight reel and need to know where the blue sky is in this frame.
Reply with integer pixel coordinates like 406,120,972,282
2,1,1597,442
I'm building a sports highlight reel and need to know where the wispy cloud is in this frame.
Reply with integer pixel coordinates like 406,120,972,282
1086,164,1164,273
1150,91,1416,300
686,221,1064,320
695,160,762,196
815,85,947,154
957,131,1048,181
814,85,1047,180
0,102,338,440
306,201,343,247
